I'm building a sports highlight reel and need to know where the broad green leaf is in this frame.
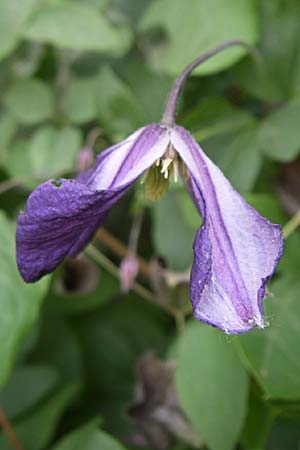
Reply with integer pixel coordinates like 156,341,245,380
182,97,254,138
62,76,98,124
96,65,143,138
139,0,258,75
0,113,17,164
75,295,170,433
235,0,300,101
124,60,172,123
28,125,82,174
74,0,110,10
152,189,195,271
50,420,127,450
4,138,32,179
0,365,60,419
236,276,300,400
205,129,262,193
0,383,80,450
266,418,300,450
0,213,49,389
111,0,148,22
241,384,275,450
23,1,132,56
181,98,260,192
278,232,300,278
30,312,83,382
258,100,300,161
6,125,82,179
5,78,54,125
0,0,38,60
176,322,249,450
177,189,201,230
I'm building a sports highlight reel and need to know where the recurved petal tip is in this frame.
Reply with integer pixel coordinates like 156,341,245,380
16,124,169,283
16,179,127,282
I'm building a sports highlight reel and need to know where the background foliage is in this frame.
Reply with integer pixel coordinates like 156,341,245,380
0,0,300,449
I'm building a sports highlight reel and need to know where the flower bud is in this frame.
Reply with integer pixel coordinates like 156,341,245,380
119,254,139,293
76,146,94,173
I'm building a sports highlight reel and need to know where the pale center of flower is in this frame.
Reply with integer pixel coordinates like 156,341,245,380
141,142,188,201
157,143,179,182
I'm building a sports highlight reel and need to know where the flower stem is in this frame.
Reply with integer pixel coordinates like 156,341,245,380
85,244,176,316
282,210,300,238
0,406,24,450
96,228,150,277
161,39,265,127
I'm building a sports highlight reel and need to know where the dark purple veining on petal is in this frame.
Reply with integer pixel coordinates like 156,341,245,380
16,179,129,282
172,125,284,334
175,128,252,320
16,125,169,283
109,124,166,188
86,124,168,191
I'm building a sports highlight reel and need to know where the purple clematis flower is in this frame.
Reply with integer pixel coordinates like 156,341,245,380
16,41,284,334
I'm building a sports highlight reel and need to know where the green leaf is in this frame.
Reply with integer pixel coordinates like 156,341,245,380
278,232,300,278
0,212,49,390
182,97,254,138
74,0,110,10
139,0,258,75
6,125,82,179
0,113,17,164
0,383,80,450
177,188,201,230
258,100,300,161
205,129,262,193
236,275,300,400
96,65,143,138
181,98,260,192
152,189,196,271
75,295,170,433
0,0,39,60
176,322,249,450
266,418,300,450
50,420,127,450
235,0,300,101
241,384,275,450
23,1,132,56
0,364,60,419
29,125,82,174
30,312,84,382
62,76,98,124
5,78,54,125
124,60,172,123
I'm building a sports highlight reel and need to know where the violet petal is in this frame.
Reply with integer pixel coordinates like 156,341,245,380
171,126,284,334
16,124,168,282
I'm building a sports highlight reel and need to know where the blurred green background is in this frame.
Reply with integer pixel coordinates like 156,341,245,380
1,0,300,449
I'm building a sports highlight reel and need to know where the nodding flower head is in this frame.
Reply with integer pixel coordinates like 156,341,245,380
16,40,284,334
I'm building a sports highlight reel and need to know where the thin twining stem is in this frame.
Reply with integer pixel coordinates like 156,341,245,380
161,39,265,127
282,210,300,238
85,244,177,316
96,228,150,277
127,212,143,256
0,406,24,450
